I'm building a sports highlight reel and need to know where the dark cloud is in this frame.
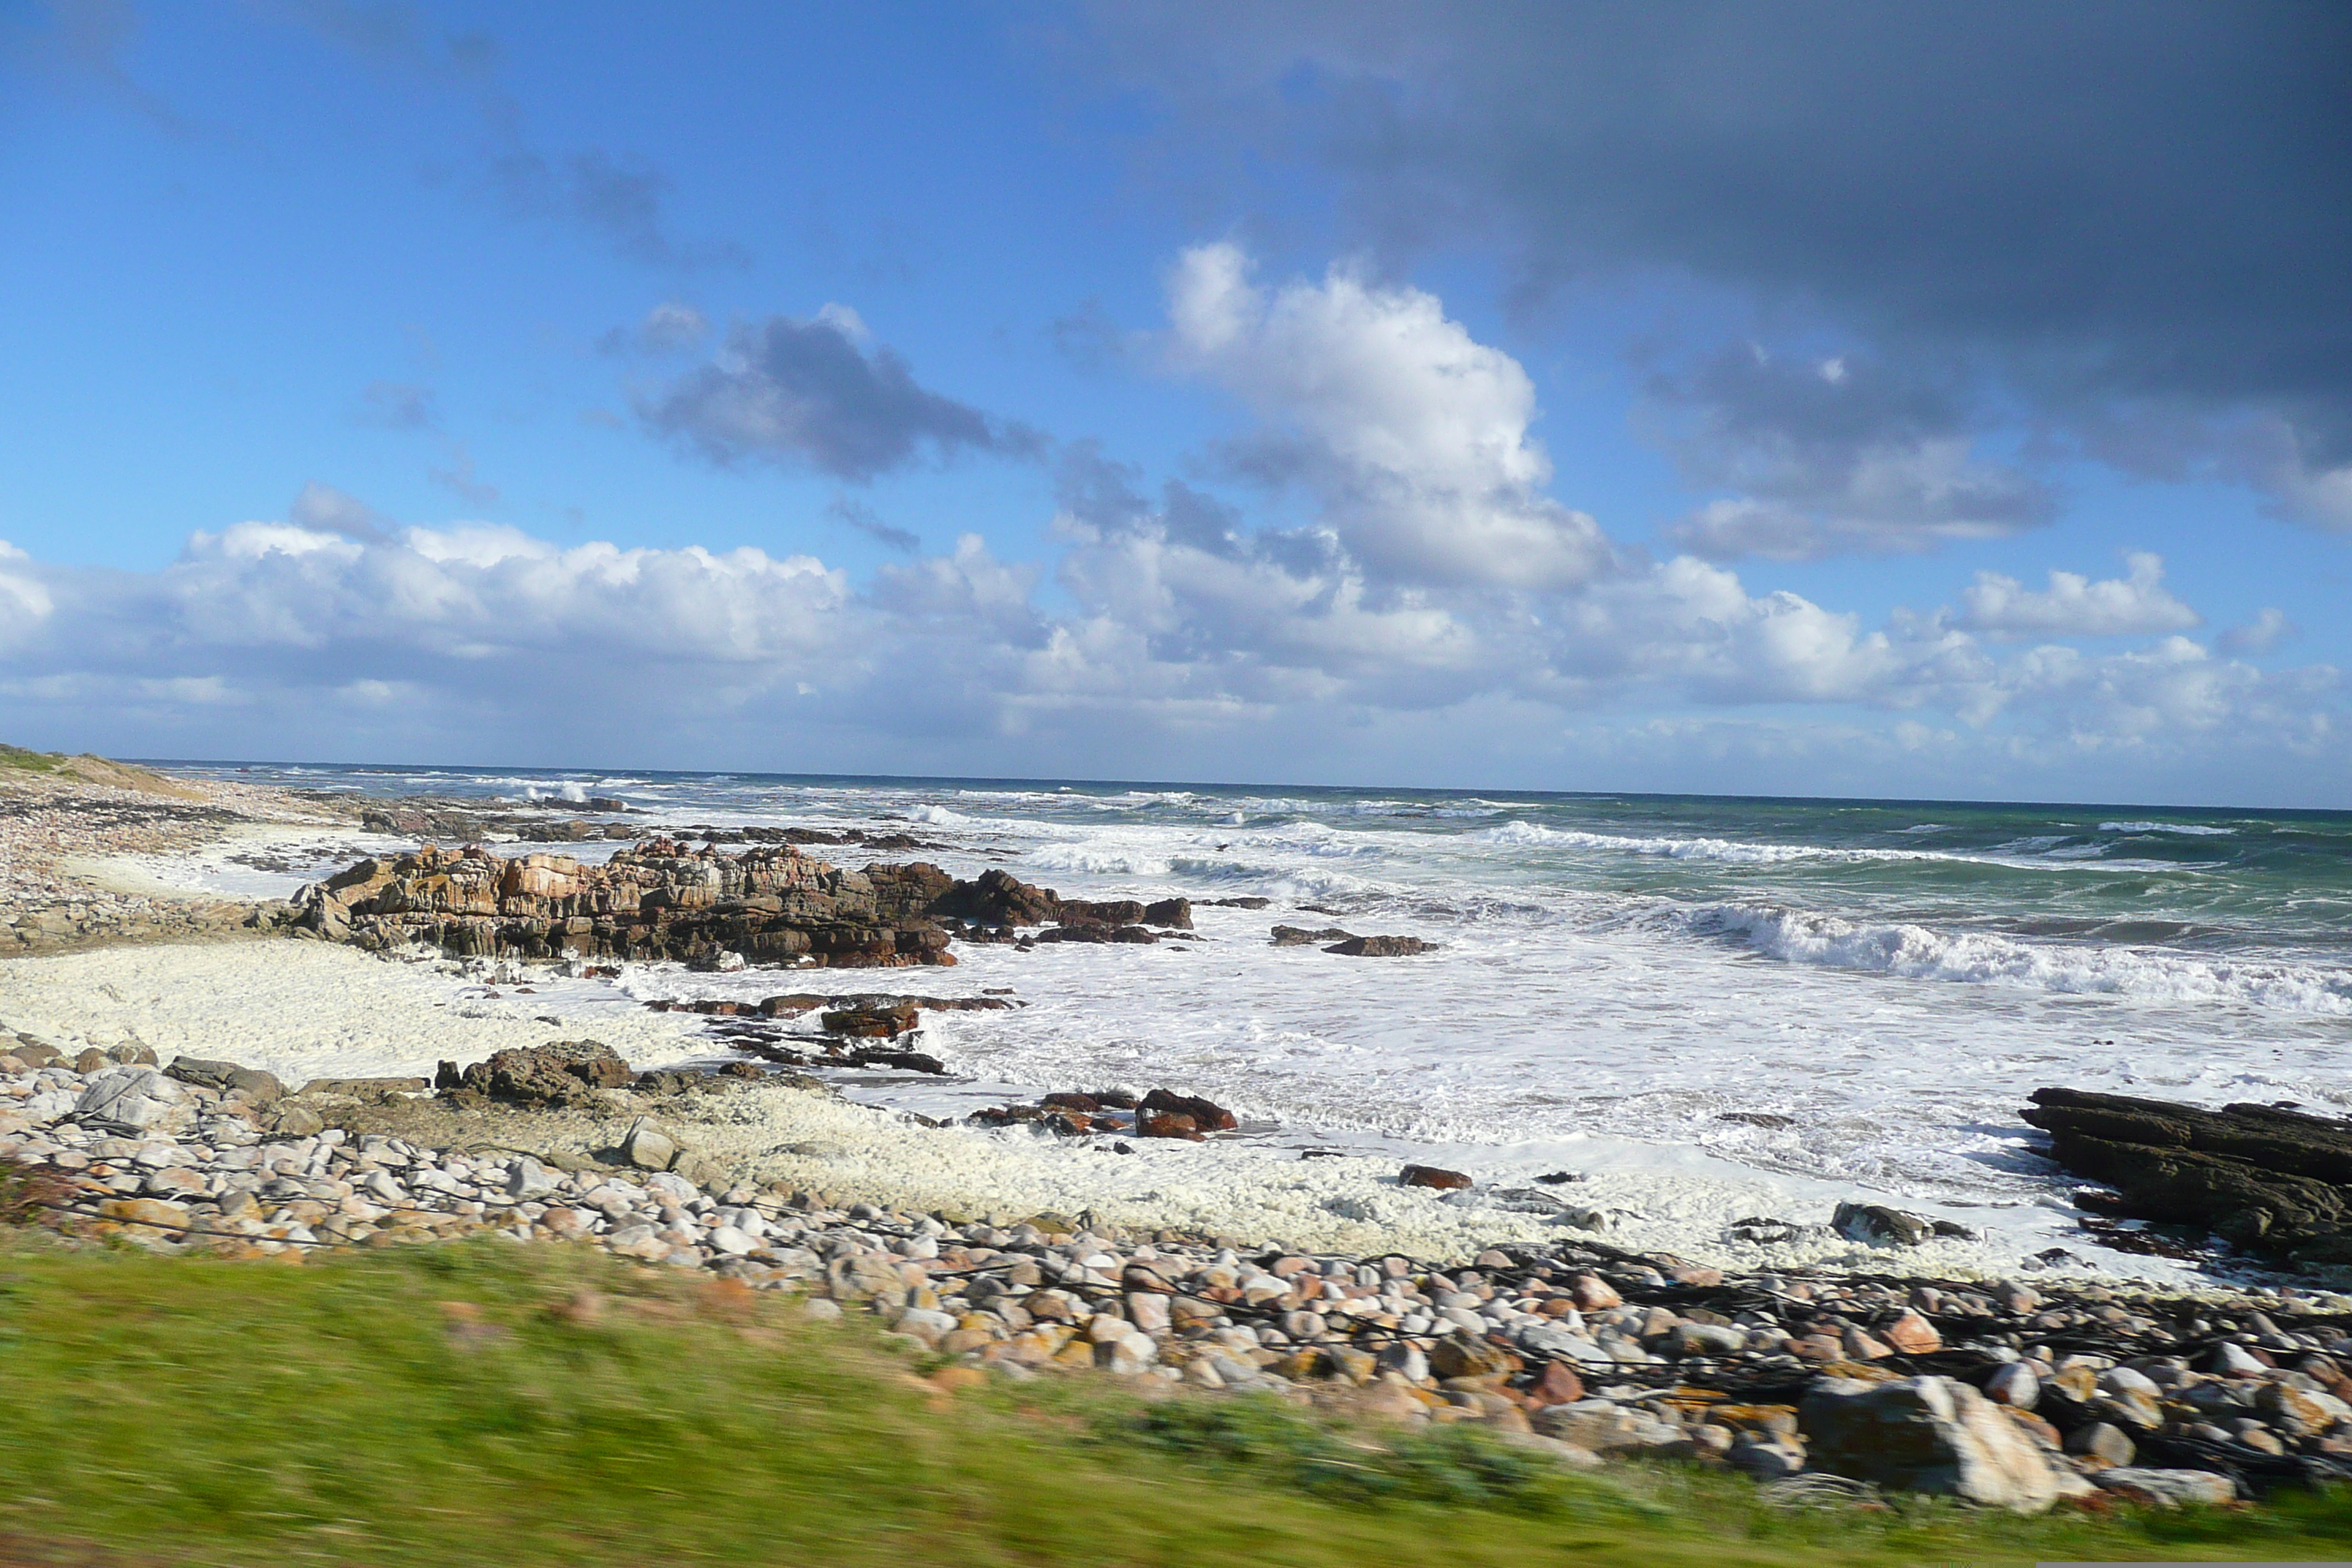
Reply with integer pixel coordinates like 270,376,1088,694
1082,1,2352,522
824,496,920,554
1644,345,2055,559
352,380,436,431
640,312,1040,483
1046,298,1126,372
491,149,749,269
1056,442,1243,556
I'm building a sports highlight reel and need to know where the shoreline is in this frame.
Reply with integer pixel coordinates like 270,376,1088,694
8,759,2352,1507
0,753,2310,1287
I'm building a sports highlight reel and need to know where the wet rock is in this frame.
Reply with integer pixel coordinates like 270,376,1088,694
1400,1164,1472,1191
1137,1111,1203,1141
1138,1089,1236,1132
2024,1087,2352,1264
1799,1376,2068,1512
1833,1202,1935,1247
1324,935,1435,957
1140,899,1194,930
1270,924,1354,946
821,1006,919,1038
931,867,1059,928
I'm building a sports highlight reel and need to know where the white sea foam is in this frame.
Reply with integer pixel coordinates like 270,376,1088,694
2102,821,2235,835
1686,902,2352,1012
1477,820,1954,865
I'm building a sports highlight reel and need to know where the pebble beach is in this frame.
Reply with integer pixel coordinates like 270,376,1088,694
7,753,2352,1515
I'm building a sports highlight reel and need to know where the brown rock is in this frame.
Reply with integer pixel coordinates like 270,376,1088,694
1568,1273,1622,1311
1526,1362,1586,1407
1137,1110,1202,1140
1139,1088,1236,1131
1881,1308,1943,1355
1400,1164,1471,1191
451,1040,633,1105
1429,1335,1516,1380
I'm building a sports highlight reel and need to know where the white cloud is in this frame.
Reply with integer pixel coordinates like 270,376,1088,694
1957,551,2200,640
0,508,2339,796
2220,607,2295,655
1164,243,1611,589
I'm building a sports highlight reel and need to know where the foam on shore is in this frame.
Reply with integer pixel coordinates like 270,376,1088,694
0,940,2212,1278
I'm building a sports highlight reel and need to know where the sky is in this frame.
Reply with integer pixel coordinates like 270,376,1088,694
1,1,2348,804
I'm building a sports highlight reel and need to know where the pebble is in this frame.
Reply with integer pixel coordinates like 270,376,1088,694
3,1045,2345,1517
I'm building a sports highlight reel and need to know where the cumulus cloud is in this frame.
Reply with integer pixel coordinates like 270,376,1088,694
1956,551,2199,640
638,310,1036,483
0,504,2337,792
1076,4,2352,530
2220,607,2296,655
1164,243,1612,589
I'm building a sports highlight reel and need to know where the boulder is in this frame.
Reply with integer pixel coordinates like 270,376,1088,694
1270,925,1354,946
1799,1375,2068,1512
165,1056,285,1104
72,1067,184,1130
1138,1088,1236,1131
2092,1468,2236,1507
1324,935,1435,957
447,1041,633,1106
620,1117,682,1172
1140,898,1194,930
1137,1110,1202,1140
2023,1087,2352,1264
1833,1202,1935,1247
821,1005,920,1038
1399,1164,1472,1191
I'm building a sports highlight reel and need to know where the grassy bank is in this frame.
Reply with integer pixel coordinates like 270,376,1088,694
0,1237,2345,1566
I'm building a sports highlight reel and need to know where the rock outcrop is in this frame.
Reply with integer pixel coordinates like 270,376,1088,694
434,1041,636,1107
2024,1088,2352,1266
299,840,958,968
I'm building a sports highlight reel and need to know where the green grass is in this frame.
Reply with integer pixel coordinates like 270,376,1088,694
0,1237,2346,1566
0,744,64,773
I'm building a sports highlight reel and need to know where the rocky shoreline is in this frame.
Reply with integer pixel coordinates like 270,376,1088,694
12,764,2352,1518
6,1031,2352,1515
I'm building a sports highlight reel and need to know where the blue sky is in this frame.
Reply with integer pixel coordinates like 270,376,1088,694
1,2,2347,804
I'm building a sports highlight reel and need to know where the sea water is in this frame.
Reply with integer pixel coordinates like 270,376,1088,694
151,764,2352,1226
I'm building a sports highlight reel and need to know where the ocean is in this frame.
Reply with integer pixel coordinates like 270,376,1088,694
148,763,2352,1248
